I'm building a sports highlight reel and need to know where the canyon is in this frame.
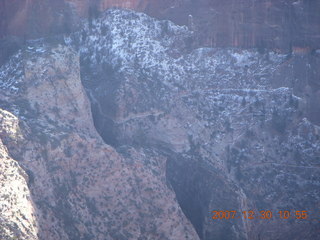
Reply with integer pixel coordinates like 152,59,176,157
0,1,320,240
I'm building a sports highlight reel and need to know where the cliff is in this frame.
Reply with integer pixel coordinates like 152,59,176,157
1,0,319,51
0,44,198,239
0,6,319,240
74,9,320,239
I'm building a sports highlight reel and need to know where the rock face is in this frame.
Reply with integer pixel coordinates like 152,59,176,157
155,0,320,50
0,7,320,240
0,45,198,239
1,0,320,51
0,109,38,240
73,9,320,239
0,0,148,38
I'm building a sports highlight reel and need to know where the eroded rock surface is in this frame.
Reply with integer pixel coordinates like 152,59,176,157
0,7,319,240
0,109,38,240
0,45,198,240
74,9,320,239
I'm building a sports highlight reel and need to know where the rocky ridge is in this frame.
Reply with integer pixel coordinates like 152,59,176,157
0,44,198,239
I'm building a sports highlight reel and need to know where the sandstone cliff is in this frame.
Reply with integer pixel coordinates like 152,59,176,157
1,0,319,51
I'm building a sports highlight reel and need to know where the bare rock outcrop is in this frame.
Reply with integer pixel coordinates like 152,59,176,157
0,109,38,240
0,7,319,240
75,9,320,239
0,45,199,240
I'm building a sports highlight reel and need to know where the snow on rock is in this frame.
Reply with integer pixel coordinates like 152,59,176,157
68,8,320,240
71,8,287,92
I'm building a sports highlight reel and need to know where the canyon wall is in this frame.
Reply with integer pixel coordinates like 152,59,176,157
0,44,199,240
72,9,320,239
0,3,319,240
1,0,319,51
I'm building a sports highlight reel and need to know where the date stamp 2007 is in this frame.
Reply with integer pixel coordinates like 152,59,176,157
211,210,309,220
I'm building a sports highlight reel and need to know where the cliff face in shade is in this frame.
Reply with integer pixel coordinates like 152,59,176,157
1,0,320,51
156,0,320,50
0,45,199,240
0,0,150,38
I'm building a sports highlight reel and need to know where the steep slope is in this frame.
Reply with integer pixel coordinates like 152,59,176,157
73,9,320,239
0,45,199,240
